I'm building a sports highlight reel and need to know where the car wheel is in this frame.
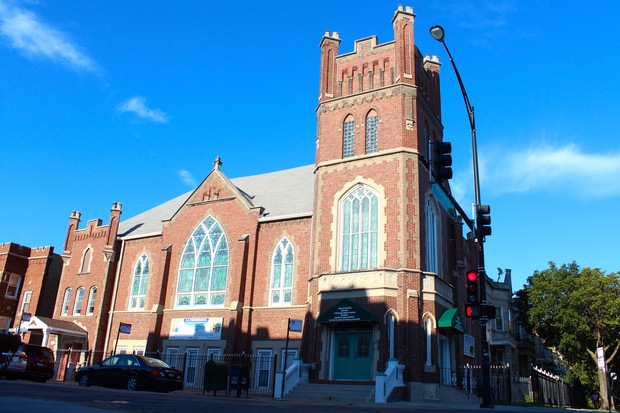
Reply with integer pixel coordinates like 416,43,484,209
127,376,139,391
79,373,91,387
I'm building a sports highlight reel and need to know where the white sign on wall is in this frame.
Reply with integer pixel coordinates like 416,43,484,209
464,334,475,358
170,317,223,340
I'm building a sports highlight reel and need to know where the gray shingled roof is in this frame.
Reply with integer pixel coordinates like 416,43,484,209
118,164,315,240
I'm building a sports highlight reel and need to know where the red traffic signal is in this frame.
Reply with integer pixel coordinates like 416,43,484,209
466,270,479,304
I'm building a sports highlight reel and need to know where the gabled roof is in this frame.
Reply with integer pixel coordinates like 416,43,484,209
26,316,88,337
118,164,315,240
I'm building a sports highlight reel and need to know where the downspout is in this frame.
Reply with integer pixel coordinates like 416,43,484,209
103,239,125,354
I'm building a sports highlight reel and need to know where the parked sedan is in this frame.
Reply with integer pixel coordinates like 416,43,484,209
75,354,183,392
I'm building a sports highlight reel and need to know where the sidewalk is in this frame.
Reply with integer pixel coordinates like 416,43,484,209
50,379,600,412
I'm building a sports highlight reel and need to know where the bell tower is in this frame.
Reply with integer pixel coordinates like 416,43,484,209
306,5,451,383
312,5,443,274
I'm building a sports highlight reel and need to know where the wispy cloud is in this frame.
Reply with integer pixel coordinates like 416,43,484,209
117,96,169,123
481,142,620,199
0,1,96,71
177,169,197,187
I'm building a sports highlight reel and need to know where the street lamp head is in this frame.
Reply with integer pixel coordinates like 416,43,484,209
430,25,445,42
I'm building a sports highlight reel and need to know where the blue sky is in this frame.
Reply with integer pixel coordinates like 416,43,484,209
1,0,619,290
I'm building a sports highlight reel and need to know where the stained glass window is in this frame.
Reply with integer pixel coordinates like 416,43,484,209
176,216,228,308
129,254,149,310
340,186,379,271
269,238,294,306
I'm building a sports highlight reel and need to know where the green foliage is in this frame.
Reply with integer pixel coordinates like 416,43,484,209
521,393,534,404
524,262,620,409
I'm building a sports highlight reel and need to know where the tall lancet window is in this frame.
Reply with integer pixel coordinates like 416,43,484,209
340,186,379,271
176,216,228,308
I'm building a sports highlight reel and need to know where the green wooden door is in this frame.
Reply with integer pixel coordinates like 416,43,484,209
333,332,372,380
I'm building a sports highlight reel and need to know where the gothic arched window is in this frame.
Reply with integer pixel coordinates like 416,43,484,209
176,216,228,308
365,111,378,154
130,254,150,310
269,238,294,306
340,186,379,271
343,115,355,158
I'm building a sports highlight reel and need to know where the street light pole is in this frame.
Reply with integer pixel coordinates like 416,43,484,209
430,25,493,409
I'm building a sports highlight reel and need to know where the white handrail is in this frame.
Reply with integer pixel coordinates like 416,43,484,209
375,358,405,403
274,358,302,399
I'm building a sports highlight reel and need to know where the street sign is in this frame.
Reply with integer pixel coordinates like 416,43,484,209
119,323,132,334
289,319,302,332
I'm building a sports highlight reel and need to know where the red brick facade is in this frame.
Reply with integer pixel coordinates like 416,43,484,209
19,5,479,396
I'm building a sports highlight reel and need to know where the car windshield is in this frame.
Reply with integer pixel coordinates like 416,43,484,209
142,357,171,368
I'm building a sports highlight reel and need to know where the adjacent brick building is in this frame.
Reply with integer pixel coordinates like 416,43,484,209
19,5,483,400
0,242,62,336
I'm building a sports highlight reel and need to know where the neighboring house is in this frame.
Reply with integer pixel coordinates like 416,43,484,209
0,242,62,340
22,5,484,400
485,269,520,374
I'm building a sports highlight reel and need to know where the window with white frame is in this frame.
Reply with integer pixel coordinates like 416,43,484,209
207,348,221,361
20,291,32,314
269,238,294,306
86,286,97,315
495,307,505,331
388,312,395,359
256,349,272,388
129,254,149,310
425,317,433,366
73,287,85,315
340,186,379,271
281,349,298,370
343,115,355,158
176,216,228,308
5,274,22,299
61,288,72,316
184,348,199,385
365,111,378,154
426,198,438,274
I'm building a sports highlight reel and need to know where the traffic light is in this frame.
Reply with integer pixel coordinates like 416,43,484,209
432,141,453,181
466,270,479,304
476,204,492,238
465,270,480,318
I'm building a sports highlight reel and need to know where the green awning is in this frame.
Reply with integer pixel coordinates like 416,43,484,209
317,299,378,324
437,308,466,334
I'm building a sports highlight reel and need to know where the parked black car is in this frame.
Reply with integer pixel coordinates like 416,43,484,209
75,354,183,392
19,344,55,382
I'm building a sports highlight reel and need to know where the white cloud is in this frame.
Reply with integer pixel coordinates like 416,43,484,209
177,169,196,187
481,142,620,199
0,1,96,71
117,96,169,123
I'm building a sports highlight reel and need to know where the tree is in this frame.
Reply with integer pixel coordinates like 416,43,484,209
525,262,620,410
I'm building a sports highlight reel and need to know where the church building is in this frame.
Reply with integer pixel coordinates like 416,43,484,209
40,5,480,400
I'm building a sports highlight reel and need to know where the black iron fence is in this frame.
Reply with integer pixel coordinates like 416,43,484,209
454,364,571,407
53,349,279,397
